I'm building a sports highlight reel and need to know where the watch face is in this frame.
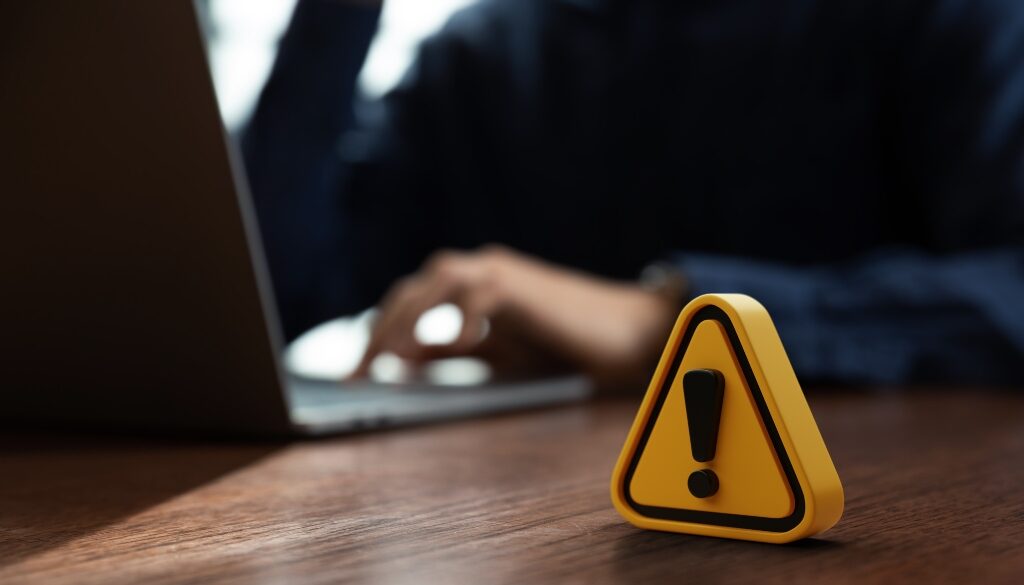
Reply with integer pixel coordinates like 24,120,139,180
640,263,689,307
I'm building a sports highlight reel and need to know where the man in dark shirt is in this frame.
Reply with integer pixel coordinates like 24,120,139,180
243,0,1024,389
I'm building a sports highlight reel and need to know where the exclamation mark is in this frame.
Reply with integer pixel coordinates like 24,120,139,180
684,368,725,498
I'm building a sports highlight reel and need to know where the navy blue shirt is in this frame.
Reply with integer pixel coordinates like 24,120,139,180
244,0,1024,386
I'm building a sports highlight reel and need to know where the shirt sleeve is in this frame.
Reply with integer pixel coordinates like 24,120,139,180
674,249,1024,386
241,0,382,339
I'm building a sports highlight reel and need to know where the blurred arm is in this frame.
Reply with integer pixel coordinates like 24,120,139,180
241,0,381,339
243,0,495,339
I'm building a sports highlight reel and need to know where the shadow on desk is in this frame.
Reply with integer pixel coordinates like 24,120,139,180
0,432,278,567
609,528,840,580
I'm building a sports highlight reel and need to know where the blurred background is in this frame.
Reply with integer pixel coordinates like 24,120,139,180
200,0,475,131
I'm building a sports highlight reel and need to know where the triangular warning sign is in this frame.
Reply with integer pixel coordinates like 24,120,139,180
610,294,843,543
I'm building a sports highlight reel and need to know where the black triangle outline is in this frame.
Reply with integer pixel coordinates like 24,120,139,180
620,305,805,532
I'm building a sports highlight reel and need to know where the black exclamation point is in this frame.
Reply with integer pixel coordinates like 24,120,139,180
684,369,725,498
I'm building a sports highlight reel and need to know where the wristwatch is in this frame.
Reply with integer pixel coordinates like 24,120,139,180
639,262,691,311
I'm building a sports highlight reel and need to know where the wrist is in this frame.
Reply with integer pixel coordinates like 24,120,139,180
639,262,690,313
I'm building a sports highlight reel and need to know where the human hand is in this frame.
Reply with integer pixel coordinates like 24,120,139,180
351,246,680,391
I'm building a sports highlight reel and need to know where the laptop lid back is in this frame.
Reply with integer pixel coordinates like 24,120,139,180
0,1,293,434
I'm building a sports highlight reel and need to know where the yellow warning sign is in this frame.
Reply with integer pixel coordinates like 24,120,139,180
610,294,843,543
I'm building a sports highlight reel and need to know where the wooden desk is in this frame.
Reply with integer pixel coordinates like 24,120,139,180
2,391,1023,584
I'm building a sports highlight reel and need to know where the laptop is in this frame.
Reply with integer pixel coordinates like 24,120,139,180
0,0,590,436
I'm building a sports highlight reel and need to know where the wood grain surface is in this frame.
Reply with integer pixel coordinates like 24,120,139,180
2,390,1023,584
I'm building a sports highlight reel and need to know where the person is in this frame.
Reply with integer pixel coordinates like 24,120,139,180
243,0,1024,390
